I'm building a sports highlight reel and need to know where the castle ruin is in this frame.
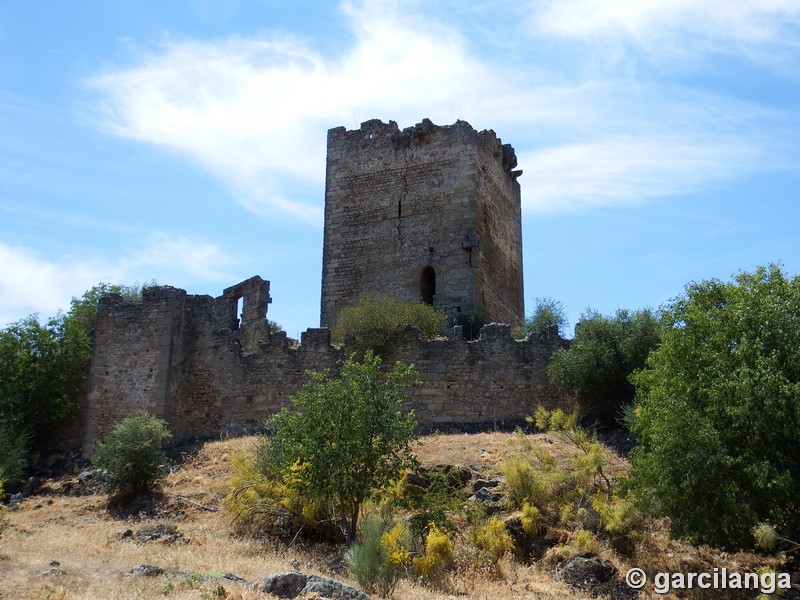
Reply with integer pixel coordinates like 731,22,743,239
80,118,574,455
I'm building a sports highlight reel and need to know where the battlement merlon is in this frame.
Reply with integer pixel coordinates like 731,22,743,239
326,118,523,179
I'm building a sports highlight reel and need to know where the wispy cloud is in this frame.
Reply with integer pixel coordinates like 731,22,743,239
118,233,234,280
86,1,489,224
84,0,796,221
530,0,800,67
0,235,234,326
520,134,761,212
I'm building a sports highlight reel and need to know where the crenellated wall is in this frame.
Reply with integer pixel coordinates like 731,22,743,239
81,279,572,455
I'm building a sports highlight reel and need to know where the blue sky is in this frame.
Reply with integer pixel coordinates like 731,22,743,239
2,0,799,338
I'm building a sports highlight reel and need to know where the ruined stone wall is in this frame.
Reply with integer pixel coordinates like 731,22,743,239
82,286,187,452
321,118,524,329
82,282,573,454
391,324,567,428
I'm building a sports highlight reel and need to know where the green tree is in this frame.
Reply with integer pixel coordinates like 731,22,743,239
547,307,661,414
331,294,446,357
67,282,146,336
0,283,145,464
0,314,90,446
628,265,800,549
514,297,568,339
263,351,419,542
91,410,172,499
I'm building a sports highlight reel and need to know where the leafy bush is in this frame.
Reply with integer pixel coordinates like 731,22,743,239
263,351,418,541
529,406,614,494
413,523,454,580
569,529,600,555
0,283,144,465
520,502,544,536
591,492,641,538
546,307,660,415
629,265,800,549
513,297,568,339
346,516,411,597
331,294,446,357
393,468,466,543
501,431,570,514
472,517,514,563
91,410,171,499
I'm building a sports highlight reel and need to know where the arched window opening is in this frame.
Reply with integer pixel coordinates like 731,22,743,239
420,266,436,306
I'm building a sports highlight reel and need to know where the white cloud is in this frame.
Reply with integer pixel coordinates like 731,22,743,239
87,1,492,224
0,243,109,325
83,0,796,223
119,233,234,280
0,235,234,326
530,0,800,63
519,134,762,212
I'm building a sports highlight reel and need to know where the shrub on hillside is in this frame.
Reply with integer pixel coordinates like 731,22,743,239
629,265,800,549
546,307,660,415
412,523,454,581
331,294,446,357
91,410,171,500
262,351,418,542
225,450,320,539
472,517,514,564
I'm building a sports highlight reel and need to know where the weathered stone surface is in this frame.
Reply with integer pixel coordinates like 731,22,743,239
254,571,308,597
558,554,616,587
253,572,368,599
132,564,165,577
471,485,505,515
133,523,189,545
472,478,500,492
81,282,574,453
304,574,369,600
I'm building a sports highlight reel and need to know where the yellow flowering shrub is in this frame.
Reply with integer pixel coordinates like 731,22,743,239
473,517,513,563
413,523,454,579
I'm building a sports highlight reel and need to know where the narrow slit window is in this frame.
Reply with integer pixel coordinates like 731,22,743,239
420,266,436,305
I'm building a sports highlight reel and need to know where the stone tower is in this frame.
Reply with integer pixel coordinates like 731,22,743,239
320,118,524,328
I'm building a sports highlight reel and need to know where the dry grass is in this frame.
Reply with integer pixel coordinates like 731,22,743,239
413,430,629,477
0,433,784,599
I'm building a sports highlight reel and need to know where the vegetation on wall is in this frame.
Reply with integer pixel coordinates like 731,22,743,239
451,311,486,340
331,294,447,357
628,264,800,550
513,296,569,340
